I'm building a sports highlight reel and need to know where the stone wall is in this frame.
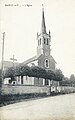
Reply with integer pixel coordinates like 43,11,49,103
60,86,75,93
1,85,50,95
1,85,75,96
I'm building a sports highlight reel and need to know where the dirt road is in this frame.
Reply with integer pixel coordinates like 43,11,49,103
0,93,75,120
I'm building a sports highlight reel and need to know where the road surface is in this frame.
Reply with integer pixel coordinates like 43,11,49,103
0,93,75,120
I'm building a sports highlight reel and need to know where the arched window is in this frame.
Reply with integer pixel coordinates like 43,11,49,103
44,38,45,44
40,38,41,45
38,40,39,45
47,38,48,45
45,59,49,68
46,60,48,67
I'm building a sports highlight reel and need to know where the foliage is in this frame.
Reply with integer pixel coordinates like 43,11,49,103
4,65,64,83
60,74,75,86
30,66,40,78
30,66,47,78
15,65,31,77
69,74,75,82
38,67,47,79
4,67,15,78
54,69,64,81
46,70,56,80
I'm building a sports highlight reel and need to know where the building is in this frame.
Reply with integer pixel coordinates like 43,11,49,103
0,60,19,84
22,6,56,70
1,6,56,86
17,6,56,86
0,61,19,71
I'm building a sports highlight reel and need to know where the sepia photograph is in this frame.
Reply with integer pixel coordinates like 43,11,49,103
0,0,75,120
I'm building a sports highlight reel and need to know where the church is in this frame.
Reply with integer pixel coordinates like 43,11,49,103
1,6,56,85
15,6,56,86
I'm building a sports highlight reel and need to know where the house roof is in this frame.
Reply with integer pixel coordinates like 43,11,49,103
0,61,19,69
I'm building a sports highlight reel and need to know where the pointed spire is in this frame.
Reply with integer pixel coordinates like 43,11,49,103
41,4,46,34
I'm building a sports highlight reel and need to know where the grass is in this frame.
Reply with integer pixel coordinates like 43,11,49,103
1,91,75,107
0,93,47,107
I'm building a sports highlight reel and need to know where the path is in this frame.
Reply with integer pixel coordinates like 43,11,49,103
0,93,75,120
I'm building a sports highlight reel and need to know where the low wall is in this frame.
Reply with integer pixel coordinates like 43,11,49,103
60,86,75,93
1,85,50,95
1,85,75,96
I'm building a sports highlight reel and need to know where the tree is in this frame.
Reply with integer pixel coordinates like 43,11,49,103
60,77,69,86
46,70,56,94
70,74,75,81
30,66,41,78
30,66,47,79
70,74,75,80
54,69,64,91
69,74,75,85
4,67,16,81
47,70,56,80
22,65,31,77
15,65,31,77
55,69,64,82
38,67,47,79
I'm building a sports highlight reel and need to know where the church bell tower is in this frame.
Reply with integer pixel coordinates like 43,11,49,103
37,5,51,57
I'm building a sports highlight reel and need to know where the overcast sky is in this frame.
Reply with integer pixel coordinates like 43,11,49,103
0,0,75,78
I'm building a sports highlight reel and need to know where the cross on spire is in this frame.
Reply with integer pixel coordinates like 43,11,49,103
10,55,17,67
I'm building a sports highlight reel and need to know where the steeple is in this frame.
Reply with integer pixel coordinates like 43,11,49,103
37,5,51,57
41,4,46,34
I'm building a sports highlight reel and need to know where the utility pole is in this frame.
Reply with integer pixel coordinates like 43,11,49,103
1,32,5,86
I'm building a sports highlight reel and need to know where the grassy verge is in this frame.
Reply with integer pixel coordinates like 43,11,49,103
0,93,47,107
0,91,75,107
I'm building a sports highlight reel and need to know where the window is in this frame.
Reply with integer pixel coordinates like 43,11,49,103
45,59,49,68
38,40,39,45
47,38,48,45
44,38,45,44
46,60,48,67
40,38,41,45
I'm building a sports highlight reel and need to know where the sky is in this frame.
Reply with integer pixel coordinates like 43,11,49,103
0,0,75,78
